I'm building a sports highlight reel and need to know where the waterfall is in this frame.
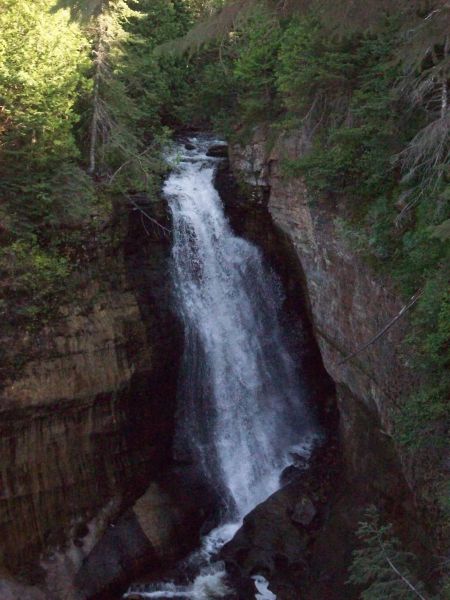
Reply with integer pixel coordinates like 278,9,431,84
169,138,313,518
125,137,316,600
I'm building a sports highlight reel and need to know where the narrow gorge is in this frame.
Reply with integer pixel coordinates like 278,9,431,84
0,133,438,599
1,2,448,599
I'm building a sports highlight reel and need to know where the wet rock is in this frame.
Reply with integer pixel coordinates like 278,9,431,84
185,143,196,150
74,508,155,599
280,465,303,486
75,468,218,599
220,440,357,600
221,481,311,579
290,452,310,469
0,578,46,600
206,143,228,158
291,496,317,527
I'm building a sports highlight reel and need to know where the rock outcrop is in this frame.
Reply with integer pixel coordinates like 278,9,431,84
227,127,438,592
221,440,348,600
0,196,184,597
75,466,217,599
229,127,437,516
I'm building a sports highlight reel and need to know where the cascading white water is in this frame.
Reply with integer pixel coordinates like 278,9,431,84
125,137,316,600
170,138,313,517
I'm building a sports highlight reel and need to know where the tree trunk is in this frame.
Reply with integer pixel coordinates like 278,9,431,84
441,35,449,120
88,60,100,175
88,6,105,175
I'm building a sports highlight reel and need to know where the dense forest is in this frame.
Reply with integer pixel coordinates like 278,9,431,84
0,0,449,597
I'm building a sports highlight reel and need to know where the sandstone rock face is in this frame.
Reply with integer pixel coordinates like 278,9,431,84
230,128,417,422
0,197,183,596
229,128,436,548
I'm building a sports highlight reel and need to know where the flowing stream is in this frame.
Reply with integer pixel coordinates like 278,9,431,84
125,137,317,600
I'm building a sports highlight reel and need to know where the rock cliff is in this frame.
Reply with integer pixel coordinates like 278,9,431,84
0,196,187,598
0,133,440,599
227,127,439,591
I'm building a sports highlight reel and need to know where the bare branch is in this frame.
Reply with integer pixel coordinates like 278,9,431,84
376,530,429,600
126,196,171,239
338,290,423,365
108,146,153,184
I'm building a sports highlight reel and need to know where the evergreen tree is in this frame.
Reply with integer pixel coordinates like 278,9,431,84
0,0,88,169
83,0,139,175
0,0,91,234
349,507,430,600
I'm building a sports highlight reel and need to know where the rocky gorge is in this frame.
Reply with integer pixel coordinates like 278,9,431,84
0,131,442,600
228,126,443,541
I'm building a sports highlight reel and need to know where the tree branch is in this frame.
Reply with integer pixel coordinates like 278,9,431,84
376,531,429,600
108,146,152,184
338,289,422,366
126,196,171,239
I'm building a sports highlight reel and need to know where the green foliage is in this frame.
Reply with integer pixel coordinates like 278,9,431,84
186,56,238,133
278,20,409,197
395,268,450,448
0,238,71,328
232,8,281,123
349,506,430,600
122,0,198,130
276,16,360,122
0,0,96,244
0,0,211,331
0,0,89,166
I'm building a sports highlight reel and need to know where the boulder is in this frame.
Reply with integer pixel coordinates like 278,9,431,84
75,466,219,599
291,496,317,527
74,509,155,599
220,440,353,599
206,144,228,158
221,481,312,581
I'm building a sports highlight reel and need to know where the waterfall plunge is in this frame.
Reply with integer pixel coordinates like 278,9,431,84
125,137,316,600
169,139,313,518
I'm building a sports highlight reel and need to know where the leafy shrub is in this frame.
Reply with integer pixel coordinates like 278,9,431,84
0,238,71,328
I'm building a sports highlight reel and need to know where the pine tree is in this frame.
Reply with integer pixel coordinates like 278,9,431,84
82,0,140,175
348,506,430,600
0,0,92,235
56,0,157,185
0,0,88,168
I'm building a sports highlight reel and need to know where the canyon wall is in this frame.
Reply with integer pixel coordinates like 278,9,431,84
0,133,442,599
228,127,441,556
0,196,187,598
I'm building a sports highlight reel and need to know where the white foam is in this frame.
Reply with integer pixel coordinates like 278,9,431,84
253,576,277,600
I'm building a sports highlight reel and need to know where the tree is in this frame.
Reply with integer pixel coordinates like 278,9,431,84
0,0,88,168
348,506,430,600
0,0,92,235
81,0,141,175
